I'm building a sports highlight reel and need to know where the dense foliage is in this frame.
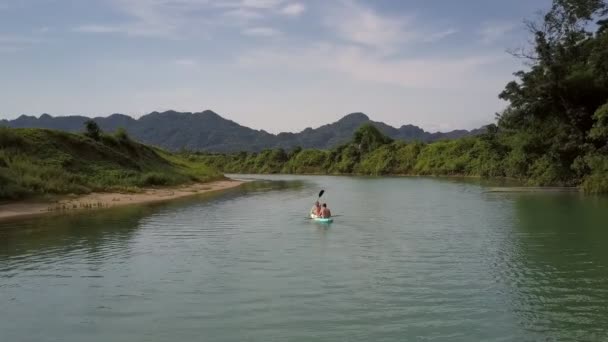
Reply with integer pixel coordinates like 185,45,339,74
193,124,505,177
0,127,222,200
497,0,608,191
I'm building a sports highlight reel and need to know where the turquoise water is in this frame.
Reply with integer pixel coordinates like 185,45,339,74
2,175,608,341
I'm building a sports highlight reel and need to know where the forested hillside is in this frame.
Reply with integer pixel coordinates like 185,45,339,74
1,111,481,152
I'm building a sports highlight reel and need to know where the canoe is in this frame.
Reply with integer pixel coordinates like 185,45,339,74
310,214,333,223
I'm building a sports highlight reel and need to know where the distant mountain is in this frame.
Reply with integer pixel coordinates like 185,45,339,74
0,110,485,152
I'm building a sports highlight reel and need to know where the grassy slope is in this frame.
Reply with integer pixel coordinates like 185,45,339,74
0,127,223,200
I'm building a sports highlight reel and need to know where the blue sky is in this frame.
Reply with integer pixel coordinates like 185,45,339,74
0,0,551,132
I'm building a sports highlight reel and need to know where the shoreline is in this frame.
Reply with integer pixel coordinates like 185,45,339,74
230,173,582,193
485,186,579,193
0,179,245,222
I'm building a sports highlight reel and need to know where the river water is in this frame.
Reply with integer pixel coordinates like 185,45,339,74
1,175,608,341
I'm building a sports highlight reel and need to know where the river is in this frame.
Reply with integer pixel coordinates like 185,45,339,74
1,175,608,341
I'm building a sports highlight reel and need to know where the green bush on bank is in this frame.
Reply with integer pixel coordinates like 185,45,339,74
283,149,329,174
581,154,608,194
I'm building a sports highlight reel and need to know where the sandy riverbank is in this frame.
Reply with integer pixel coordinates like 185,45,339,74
0,179,244,221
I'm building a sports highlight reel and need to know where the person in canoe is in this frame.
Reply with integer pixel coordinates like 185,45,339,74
321,203,331,218
310,201,322,217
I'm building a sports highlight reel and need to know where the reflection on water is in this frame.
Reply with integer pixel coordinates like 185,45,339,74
1,206,151,259
1,175,608,341
506,195,608,340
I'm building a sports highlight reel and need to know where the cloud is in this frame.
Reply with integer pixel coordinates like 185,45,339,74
174,58,198,67
74,25,123,34
281,3,305,16
73,0,293,38
223,8,263,21
238,0,284,9
237,43,508,90
324,1,409,51
322,1,460,54
0,33,47,53
0,35,37,44
423,28,459,42
479,21,519,44
242,26,281,37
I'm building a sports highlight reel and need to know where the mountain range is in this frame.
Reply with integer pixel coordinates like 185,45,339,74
0,110,485,152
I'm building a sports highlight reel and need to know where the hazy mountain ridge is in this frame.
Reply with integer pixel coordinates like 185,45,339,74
0,110,485,152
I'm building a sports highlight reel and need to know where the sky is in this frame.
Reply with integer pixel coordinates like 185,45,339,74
0,0,552,133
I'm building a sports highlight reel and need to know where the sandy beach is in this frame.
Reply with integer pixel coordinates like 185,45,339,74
0,179,244,221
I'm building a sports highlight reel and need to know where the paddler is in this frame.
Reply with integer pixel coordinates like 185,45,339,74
310,201,321,217
321,203,331,218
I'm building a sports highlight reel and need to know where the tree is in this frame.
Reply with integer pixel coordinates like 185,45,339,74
497,0,608,184
353,124,393,154
590,102,608,143
288,146,303,159
84,120,101,140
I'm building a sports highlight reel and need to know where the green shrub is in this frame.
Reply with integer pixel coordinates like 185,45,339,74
115,128,131,143
392,142,423,174
138,172,171,186
356,144,395,175
84,120,101,140
582,154,608,194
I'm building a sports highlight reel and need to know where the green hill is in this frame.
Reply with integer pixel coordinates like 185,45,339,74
0,111,483,152
0,127,223,200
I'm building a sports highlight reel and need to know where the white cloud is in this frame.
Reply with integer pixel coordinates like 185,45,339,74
238,0,284,9
242,26,281,37
0,34,42,44
0,33,48,53
0,34,46,53
479,21,519,44
423,28,458,43
174,58,199,67
223,8,263,21
324,1,409,51
322,1,460,54
281,2,305,16
237,43,507,90
74,25,123,34
73,0,292,38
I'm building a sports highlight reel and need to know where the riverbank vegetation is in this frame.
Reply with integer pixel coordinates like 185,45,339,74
0,124,222,200
194,0,608,193
192,125,513,177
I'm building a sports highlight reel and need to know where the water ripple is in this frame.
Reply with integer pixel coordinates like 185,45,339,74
1,176,608,341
